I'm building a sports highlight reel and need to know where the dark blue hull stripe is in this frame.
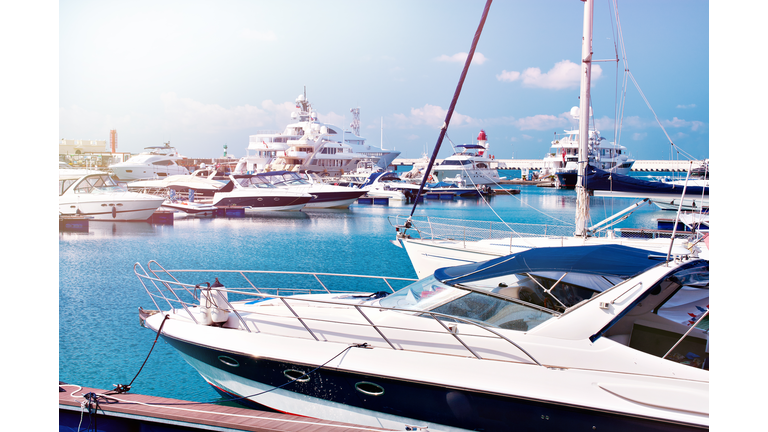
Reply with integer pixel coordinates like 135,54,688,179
162,334,705,432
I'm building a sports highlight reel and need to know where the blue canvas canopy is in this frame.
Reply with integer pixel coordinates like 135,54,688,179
434,245,665,285
585,165,708,197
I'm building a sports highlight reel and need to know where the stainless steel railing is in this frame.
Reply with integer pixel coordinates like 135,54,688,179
134,261,544,366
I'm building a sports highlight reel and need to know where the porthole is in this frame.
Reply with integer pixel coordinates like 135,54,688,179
283,369,310,383
355,381,384,396
218,355,239,367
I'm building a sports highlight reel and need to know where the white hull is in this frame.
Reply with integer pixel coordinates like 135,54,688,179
303,197,360,209
59,172,165,221
398,234,707,279
110,165,189,181
59,196,163,220
432,168,500,186
593,190,709,209
242,203,307,212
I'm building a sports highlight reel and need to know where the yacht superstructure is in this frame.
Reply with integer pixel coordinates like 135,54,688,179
233,93,400,176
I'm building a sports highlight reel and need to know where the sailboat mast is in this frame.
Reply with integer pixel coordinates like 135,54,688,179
575,0,594,237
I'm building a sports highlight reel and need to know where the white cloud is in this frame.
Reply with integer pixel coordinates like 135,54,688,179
161,92,267,133
496,70,520,82
435,52,488,65
238,29,277,41
497,60,602,90
514,114,569,131
691,121,705,132
661,117,690,128
632,132,647,141
393,104,476,129
676,103,696,109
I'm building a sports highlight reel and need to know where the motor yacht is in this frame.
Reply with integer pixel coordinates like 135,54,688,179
137,244,709,431
211,175,311,212
540,108,634,187
59,172,164,221
232,92,400,176
431,130,501,186
109,142,189,181
253,170,367,209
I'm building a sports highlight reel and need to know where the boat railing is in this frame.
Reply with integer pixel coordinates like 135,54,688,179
134,261,544,367
390,215,575,243
389,215,698,248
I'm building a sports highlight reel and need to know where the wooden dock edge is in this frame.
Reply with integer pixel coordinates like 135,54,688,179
59,384,393,432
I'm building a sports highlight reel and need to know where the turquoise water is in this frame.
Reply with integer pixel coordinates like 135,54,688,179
58,170,679,403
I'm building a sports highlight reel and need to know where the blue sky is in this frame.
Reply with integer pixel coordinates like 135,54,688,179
53,0,710,161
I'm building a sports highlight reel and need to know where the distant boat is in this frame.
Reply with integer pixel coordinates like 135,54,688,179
540,111,635,186
233,91,400,175
109,142,189,181
211,175,312,212
431,130,502,186
253,170,367,209
59,172,164,220
585,165,709,211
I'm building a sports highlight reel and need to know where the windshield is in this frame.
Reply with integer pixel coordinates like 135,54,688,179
261,173,309,186
237,176,277,188
380,276,555,331
64,175,125,195
441,159,473,166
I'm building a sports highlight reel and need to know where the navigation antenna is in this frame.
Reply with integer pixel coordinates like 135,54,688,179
350,107,361,136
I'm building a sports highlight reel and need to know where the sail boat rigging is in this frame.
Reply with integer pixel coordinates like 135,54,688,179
405,0,493,223
393,0,708,279
575,0,594,237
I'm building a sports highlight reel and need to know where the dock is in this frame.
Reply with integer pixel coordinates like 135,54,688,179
59,384,392,432
391,159,697,172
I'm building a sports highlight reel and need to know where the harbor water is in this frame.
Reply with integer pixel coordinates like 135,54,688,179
59,170,691,405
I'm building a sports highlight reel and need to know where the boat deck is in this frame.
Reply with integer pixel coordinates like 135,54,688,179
59,383,393,431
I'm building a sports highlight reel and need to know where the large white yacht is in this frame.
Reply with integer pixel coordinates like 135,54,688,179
540,107,634,186
109,142,189,181
232,92,400,176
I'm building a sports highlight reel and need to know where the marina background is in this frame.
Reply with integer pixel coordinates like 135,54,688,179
0,0,757,429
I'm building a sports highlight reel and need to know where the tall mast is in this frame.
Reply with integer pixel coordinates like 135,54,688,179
574,0,594,237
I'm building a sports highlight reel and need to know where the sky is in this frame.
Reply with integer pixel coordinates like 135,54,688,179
54,0,710,161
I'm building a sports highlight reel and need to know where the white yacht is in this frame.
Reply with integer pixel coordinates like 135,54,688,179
137,244,709,431
252,170,367,209
233,92,400,176
431,130,501,186
540,108,634,186
109,142,189,181
211,175,312,212
59,172,164,221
